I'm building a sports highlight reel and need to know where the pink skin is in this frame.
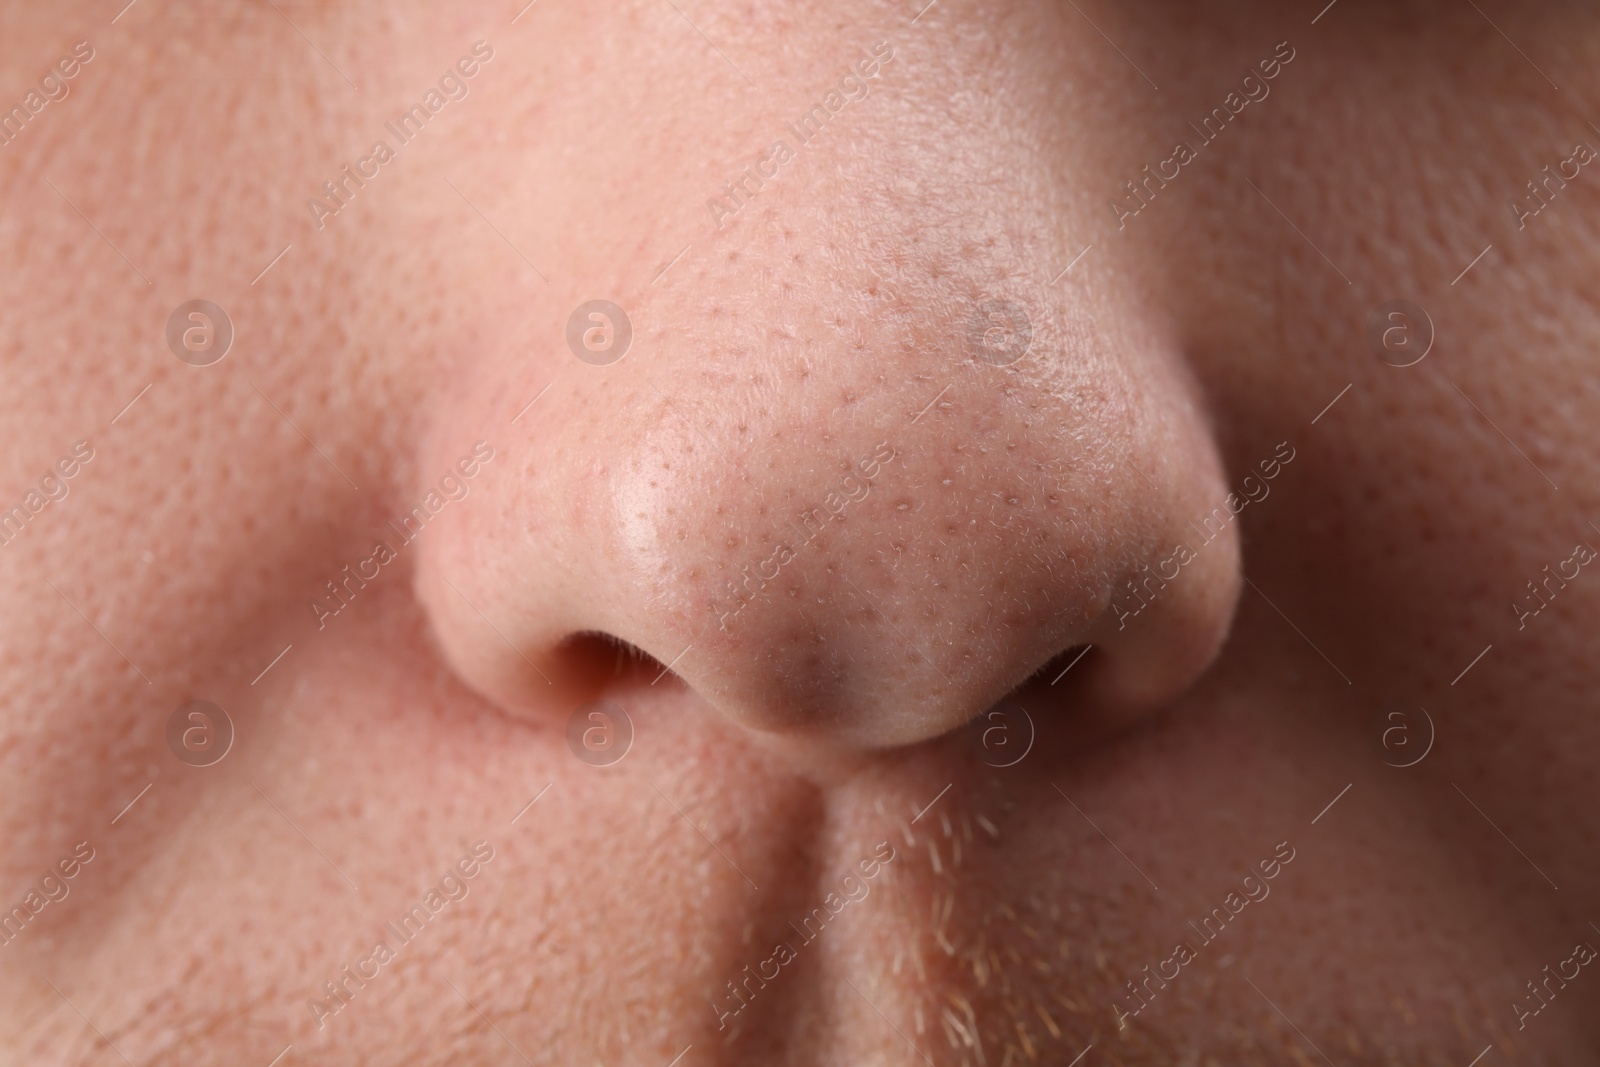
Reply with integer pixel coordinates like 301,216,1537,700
1,1,1598,1063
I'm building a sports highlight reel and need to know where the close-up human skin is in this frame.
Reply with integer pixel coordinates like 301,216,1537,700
2,0,1600,1063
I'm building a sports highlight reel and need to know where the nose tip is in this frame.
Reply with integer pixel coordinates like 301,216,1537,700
615,382,1238,749
416,295,1242,752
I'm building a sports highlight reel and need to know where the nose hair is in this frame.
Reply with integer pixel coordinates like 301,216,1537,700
415,291,1242,751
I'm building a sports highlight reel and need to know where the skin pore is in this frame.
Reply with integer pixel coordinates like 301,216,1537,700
2,0,1600,1063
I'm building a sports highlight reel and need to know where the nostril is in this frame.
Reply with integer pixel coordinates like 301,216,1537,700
559,631,676,686
1019,643,1098,693
1003,642,1109,733
980,639,1179,759
949,642,1095,761
993,642,1097,720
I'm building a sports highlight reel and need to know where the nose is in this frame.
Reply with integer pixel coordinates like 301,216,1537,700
415,262,1240,750
412,15,1241,750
